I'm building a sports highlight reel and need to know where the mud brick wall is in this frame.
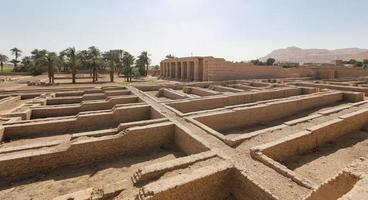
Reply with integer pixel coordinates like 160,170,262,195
195,92,343,132
183,87,219,96
148,166,232,200
168,87,310,114
263,108,368,161
0,96,21,112
296,82,368,95
231,170,277,200
168,96,228,114
305,172,359,200
32,96,139,118
174,125,209,155
0,122,176,179
205,58,315,81
158,88,187,99
4,105,161,139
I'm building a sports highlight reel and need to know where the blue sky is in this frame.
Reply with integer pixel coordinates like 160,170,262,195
1,0,368,64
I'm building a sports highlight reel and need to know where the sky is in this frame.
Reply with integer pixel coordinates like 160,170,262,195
1,0,368,65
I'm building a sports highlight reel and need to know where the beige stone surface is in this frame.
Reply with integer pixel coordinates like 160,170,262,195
1,76,368,200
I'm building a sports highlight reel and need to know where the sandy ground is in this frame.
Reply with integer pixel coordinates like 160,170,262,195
284,130,368,184
0,74,175,91
223,102,347,138
2,75,368,199
234,102,368,199
0,148,184,200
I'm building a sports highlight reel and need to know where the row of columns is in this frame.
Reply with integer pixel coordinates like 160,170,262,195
160,60,201,81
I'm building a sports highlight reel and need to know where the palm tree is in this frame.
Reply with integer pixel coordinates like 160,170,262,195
46,52,59,84
87,46,101,83
103,49,122,82
77,50,89,68
141,51,151,76
136,51,151,76
0,54,9,73
10,48,22,67
61,47,78,83
30,49,47,68
135,55,145,76
122,52,135,82
58,51,68,72
30,49,58,83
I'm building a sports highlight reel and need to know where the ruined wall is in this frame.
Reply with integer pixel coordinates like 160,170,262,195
161,56,368,82
0,122,175,179
204,58,315,81
305,172,360,200
262,108,368,161
313,67,368,79
195,92,344,133
335,68,368,78
147,166,232,200
174,125,209,155
167,87,310,114
4,105,160,139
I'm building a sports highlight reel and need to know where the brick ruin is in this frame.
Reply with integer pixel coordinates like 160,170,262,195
160,56,368,81
0,78,368,199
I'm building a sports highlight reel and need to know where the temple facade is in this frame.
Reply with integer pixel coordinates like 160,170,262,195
160,56,368,82
160,57,208,82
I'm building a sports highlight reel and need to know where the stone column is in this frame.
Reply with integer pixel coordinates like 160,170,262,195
186,62,191,81
160,62,163,77
162,62,165,77
181,62,186,81
202,60,208,81
162,62,166,77
165,62,169,78
194,59,200,81
176,62,181,80
171,62,176,78
188,61,194,81
168,62,171,78
166,62,169,78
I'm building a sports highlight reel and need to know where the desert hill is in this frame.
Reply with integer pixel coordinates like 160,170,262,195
260,46,368,63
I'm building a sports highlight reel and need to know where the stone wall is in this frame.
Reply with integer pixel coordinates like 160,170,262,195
205,58,314,81
160,56,368,82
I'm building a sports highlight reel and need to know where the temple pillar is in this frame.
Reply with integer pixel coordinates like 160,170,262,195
188,61,194,81
171,62,176,78
176,62,181,80
165,62,169,78
168,62,171,78
181,62,186,81
163,62,166,77
194,59,200,81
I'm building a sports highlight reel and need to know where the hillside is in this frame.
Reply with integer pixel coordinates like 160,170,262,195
260,46,368,63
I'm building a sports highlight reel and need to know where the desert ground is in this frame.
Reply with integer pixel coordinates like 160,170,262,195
0,73,367,200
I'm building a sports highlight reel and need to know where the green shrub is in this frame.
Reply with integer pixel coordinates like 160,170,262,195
132,67,140,77
28,65,44,76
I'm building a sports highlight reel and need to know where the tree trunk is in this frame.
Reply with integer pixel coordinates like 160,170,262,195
51,67,55,84
72,64,76,84
48,64,52,84
110,69,114,82
110,61,114,82
92,67,96,83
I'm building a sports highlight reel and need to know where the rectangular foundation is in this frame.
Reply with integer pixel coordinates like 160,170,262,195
167,87,318,115
252,108,368,187
191,92,359,146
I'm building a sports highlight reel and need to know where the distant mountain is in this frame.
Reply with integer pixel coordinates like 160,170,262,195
260,46,368,63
